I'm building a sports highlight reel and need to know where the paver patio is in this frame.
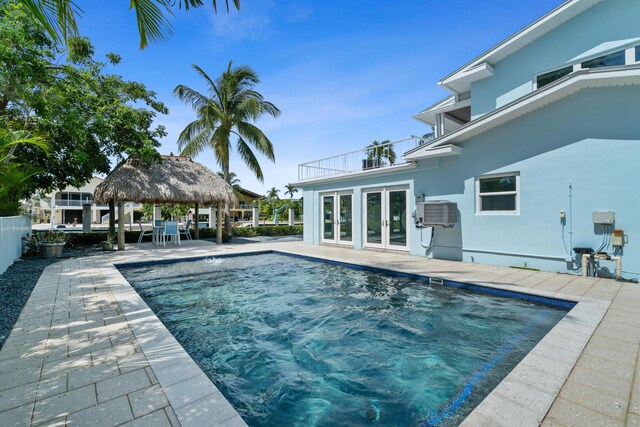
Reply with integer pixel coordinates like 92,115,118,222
0,240,637,426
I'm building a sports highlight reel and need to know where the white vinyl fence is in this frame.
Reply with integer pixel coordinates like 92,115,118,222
0,216,31,274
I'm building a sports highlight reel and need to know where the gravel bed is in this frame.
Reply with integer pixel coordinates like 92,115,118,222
0,246,102,348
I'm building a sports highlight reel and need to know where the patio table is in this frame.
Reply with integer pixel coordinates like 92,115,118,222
152,225,165,245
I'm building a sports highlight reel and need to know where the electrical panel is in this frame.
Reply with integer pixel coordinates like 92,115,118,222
416,201,457,227
613,229,624,247
592,211,615,224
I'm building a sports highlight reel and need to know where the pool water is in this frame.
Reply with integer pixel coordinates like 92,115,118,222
120,253,569,426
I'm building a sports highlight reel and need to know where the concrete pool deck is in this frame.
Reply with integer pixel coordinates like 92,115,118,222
0,240,637,426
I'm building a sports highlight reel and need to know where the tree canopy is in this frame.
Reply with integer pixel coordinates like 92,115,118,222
0,2,167,215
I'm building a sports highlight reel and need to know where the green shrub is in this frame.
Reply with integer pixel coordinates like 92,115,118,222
237,225,302,237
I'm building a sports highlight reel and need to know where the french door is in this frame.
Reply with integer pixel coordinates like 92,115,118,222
321,192,353,245
363,188,409,251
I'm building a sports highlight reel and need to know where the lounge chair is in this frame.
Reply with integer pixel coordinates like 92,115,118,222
179,219,192,240
137,222,154,243
162,221,180,246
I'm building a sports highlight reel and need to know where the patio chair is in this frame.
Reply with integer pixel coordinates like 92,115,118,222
179,219,192,240
162,221,180,246
137,222,154,244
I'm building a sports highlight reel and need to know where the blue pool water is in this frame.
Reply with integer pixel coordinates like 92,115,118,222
120,253,570,426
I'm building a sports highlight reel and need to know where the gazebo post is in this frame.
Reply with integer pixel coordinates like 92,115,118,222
216,201,223,244
117,199,125,251
194,202,199,240
108,199,116,234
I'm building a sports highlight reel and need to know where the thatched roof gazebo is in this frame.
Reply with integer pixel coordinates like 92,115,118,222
94,155,237,250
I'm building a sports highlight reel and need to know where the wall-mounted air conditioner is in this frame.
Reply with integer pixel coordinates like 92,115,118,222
415,201,457,227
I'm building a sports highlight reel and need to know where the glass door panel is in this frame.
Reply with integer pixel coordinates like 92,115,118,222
338,195,352,243
365,192,383,245
388,190,407,248
322,195,335,241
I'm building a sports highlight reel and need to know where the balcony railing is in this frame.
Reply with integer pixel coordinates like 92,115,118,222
297,136,423,182
54,199,95,207
52,200,141,209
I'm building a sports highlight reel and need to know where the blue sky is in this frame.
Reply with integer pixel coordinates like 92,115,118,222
78,0,563,196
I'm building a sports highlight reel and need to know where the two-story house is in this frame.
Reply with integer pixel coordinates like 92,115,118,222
28,177,142,226
296,0,639,281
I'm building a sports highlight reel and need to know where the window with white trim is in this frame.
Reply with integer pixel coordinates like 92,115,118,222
534,45,640,89
476,173,519,214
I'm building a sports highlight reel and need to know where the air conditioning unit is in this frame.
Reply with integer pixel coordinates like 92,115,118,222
416,201,457,227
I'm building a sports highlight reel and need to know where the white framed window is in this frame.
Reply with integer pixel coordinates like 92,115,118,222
533,44,640,90
476,173,520,215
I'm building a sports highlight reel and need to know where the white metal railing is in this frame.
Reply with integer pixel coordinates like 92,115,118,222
0,216,31,274
54,199,92,207
54,199,110,208
297,136,424,181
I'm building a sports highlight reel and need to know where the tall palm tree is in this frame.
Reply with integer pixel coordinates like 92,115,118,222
175,62,280,234
20,0,241,49
284,183,297,199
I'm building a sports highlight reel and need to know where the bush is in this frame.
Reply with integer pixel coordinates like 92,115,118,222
236,225,302,237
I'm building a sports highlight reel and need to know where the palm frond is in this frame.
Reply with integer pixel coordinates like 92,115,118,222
173,84,210,111
234,122,275,161
129,0,173,49
235,136,264,182
20,0,81,44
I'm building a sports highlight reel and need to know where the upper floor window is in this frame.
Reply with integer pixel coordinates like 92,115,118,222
535,45,639,89
581,50,625,69
536,65,573,89
476,173,519,215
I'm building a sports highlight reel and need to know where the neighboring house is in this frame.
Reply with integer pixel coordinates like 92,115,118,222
186,187,262,225
231,187,262,221
296,0,640,281
28,177,141,225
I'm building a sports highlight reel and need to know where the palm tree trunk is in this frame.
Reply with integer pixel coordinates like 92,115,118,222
223,163,232,237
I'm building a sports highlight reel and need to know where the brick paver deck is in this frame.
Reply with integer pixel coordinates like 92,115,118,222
0,240,637,426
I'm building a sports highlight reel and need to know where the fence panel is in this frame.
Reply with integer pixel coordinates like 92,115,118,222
0,216,32,274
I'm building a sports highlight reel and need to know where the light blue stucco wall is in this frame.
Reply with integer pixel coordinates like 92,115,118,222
300,86,640,280
471,0,640,118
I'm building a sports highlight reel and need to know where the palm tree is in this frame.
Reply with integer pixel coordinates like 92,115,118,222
20,0,241,49
366,140,396,166
266,187,280,218
284,183,297,200
175,62,280,235
217,171,241,190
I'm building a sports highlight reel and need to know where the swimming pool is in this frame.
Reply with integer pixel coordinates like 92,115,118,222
120,252,572,426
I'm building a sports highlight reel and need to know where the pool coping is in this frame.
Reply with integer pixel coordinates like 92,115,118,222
112,248,610,426
101,264,247,426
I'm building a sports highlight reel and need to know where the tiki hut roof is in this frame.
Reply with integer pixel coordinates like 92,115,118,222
94,156,237,205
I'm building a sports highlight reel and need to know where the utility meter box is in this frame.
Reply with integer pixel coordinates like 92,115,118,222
592,211,615,224
416,201,457,227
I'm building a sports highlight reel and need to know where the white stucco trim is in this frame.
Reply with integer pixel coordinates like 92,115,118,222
406,66,640,161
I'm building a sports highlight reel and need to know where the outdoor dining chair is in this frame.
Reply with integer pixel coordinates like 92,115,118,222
162,221,180,246
137,222,154,244
179,219,192,240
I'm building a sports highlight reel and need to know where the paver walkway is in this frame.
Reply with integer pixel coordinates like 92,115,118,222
0,240,637,426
